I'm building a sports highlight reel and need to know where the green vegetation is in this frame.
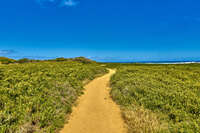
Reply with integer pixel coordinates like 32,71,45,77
2,57,200,133
0,57,16,64
17,58,34,63
0,56,94,65
50,57,95,64
0,61,107,133
110,64,200,133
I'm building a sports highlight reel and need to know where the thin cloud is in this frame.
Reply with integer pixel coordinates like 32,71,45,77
8,55,58,60
36,0,79,7
62,0,79,7
0,50,17,55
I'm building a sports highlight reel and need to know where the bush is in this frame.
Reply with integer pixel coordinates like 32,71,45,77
110,64,200,132
17,58,30,63
73,57,95,64
0,57,16,64
0,61,107,132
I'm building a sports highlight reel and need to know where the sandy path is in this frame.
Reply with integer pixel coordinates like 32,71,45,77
60,69,127,133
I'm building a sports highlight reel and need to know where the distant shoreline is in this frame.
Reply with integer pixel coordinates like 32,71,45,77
144,62,200,64
101,61,200,64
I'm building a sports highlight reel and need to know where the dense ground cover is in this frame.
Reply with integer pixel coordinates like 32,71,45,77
0,61,107,133
110,64,200,133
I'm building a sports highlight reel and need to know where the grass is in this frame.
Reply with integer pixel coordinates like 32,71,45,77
110,63,200,133
122,106,164,133
0,61,107,133
2,61,200,132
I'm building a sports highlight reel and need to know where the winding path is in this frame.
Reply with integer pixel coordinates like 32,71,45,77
60,69,127,133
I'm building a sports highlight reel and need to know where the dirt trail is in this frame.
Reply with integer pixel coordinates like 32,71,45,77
60,69,127,133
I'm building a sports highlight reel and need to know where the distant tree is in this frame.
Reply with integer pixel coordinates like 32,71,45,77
29,59,41,63
73,57,95,64
17,58,30,63
55,57,67,62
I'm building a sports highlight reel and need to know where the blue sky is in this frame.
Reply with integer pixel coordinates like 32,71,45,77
0,0,200,62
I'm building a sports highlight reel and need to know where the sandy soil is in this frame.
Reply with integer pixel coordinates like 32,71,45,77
60,69,127,133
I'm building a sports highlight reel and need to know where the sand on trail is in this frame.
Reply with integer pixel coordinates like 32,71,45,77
60,69,127,133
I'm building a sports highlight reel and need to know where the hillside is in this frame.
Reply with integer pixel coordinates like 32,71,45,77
0,57,16,64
